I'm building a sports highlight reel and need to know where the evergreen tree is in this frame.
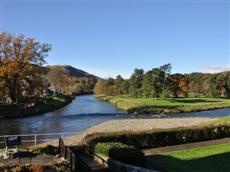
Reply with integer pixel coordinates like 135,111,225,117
129,68,144,97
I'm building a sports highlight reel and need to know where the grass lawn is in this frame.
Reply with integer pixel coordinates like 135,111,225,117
97,95,230,114
146,143,230,172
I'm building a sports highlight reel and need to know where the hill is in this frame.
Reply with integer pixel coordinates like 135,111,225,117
46,65,99,95
47,65,98,79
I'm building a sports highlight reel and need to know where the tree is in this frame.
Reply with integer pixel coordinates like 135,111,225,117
122,80,130,95
168,74,181,98
188,73,205,97
94,79,110,95
215,73,230,97
115,75,124,95
178,74,189,97
168,74,188,98
141,68,165,99
141,71,155,98
159,63,172,76
0,33,51,104
159,63,172,96
224,75,230,97
129,68,144,97
205,75,219,97
151,68,165,100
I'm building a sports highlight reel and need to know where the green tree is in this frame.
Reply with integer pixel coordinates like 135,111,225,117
151,68,165,100
122,80,130,95
115,75,124,94
159,63,172,76
205,75,219,97
141,71,154,98
141,68,165,99
224,76,230,97
129,68,144,97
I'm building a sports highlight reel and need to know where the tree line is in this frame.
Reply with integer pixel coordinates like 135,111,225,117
94,63,230,98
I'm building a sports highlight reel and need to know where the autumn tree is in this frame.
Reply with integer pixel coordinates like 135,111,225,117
168,74,188,97
0,33,51,104
94,79,110,95
168,74,181,98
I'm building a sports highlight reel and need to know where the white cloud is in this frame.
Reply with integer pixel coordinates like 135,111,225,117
201,64,230,73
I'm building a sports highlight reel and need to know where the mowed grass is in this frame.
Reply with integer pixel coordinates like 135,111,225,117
146,143,230,172
98,95,230,114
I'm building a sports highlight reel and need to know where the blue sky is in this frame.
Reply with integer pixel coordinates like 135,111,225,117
0,0,229,78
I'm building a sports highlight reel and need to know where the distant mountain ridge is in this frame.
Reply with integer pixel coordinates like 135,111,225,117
47,65,99,79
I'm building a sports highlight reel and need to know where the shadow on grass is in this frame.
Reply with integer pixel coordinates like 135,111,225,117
170,99,222,104
146,152,230,172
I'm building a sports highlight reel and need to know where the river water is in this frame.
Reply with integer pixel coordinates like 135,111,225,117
0,95,126,135
0,95,230,135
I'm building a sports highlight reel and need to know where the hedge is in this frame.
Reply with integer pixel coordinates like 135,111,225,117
95,142,133,156
95,142,144,166
86,125,230,149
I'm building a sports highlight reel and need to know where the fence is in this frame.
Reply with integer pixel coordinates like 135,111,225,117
59,138,90,172
0,132,82,149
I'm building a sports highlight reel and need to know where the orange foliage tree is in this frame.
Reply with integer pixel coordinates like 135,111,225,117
0,33,51,104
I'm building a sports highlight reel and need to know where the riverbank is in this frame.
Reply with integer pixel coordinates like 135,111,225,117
0,95,72,119
35,117,215,147
96,95,230,115
34,116,230,148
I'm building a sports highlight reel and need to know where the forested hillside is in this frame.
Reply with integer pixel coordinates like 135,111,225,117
46,65,98,95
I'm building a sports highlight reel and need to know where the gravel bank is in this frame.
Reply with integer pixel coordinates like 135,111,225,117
60,117,215,146
36,117,215,147
85,117,215,133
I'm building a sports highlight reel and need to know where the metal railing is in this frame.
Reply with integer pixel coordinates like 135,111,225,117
0,132,83,148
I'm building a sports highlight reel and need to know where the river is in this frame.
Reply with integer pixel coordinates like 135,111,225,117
0,95,127,135
0,95,230,135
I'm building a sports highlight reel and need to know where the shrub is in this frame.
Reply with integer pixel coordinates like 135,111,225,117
38,145,59,155
95,142,133,156
95,142,144,166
